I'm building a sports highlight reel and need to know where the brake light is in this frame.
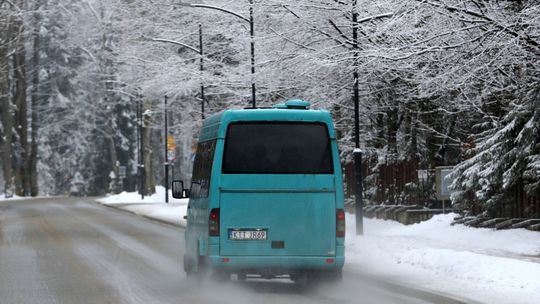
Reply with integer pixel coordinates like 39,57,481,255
209,208,220,236
336,209,345,237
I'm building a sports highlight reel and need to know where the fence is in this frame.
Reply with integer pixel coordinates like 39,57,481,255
343,160,540,219
495,182,540,218
343,158,423,206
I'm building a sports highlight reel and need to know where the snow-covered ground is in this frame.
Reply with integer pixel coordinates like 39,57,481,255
346,214,540,304
0,193,36,200
99,188,537,304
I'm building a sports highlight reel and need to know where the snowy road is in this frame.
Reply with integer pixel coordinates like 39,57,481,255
0,198,471,304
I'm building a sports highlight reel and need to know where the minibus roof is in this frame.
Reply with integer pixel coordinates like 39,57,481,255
198,102,337,142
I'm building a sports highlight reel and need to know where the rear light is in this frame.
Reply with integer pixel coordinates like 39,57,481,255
336,208,345,237
209,208,220,236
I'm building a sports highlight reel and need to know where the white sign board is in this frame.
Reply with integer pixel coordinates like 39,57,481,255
436,166,454,200
167,150,176,162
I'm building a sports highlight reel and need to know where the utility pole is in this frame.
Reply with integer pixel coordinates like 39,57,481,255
153,26,207,119
135,95,140,194
249,0,256,108
352,0,364,235
187,1,256,108
164,95,169,204
199,23,205,119
138,92,145,199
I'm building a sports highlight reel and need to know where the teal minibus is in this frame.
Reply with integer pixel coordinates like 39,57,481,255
172,100,345,283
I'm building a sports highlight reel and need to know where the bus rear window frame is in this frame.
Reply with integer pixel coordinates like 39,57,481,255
221,121,334,175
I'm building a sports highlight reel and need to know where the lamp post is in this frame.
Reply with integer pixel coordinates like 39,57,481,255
164,95,169,204
153,24,206,119
199,23,205,119
352,0,364,235
137,92,145,199
187,0,257,108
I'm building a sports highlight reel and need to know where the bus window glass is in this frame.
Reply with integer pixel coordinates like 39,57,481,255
191,140,216,198
222,122,333,174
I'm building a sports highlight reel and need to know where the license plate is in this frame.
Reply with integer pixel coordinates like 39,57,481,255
229,229,267,240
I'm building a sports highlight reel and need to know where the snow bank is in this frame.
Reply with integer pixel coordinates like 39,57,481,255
346,214,540,304
98,186,176,204
97,186,188,226
0,194,41,201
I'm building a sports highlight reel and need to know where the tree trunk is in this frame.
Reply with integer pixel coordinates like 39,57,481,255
12,18,30,196
101,98,119,194
436,115,456,166
30,5,41,196
142,100,155,195
386,105,399,158
374,113,385,149
0,18,13,196
404,107,418,160
419,99,438,169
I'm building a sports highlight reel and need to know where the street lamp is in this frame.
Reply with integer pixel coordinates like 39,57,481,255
153,23,206,119
164,95,169,203
352,0,364,235
136,91,145,200
185,0,257,108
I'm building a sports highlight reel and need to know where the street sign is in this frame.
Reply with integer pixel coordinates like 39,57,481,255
118,166,126,179
166,134,176,162
167,135,176,150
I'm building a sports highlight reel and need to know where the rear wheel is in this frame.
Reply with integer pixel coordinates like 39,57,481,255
185,254,208,284
183,255,194,276
211,270,230,282
294,270,343,289
324,269,343,283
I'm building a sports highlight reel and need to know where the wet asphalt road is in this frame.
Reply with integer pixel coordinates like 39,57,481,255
0,198,473,304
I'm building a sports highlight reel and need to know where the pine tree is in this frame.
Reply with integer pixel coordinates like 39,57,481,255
452,87,540,215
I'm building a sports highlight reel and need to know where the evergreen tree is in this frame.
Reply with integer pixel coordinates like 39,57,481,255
452,87,540,215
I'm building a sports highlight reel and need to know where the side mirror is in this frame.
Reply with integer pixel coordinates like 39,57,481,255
172,180,189,199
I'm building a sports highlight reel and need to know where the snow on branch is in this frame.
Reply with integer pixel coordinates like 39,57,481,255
189,4,249,23
152,38,200,54
282,4,350,49
420,0,540,54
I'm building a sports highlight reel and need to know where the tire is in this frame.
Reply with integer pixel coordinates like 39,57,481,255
196,255,209,274
183,255,194,275
211,270,230,282
185,255,208,285
296,271,332,293
295,270,342,290
326,269,343,283
315,269,343,284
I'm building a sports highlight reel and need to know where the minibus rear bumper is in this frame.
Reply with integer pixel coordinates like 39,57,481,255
208,245,345,271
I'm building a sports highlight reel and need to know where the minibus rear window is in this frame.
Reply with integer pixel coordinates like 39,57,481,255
222,122,333,174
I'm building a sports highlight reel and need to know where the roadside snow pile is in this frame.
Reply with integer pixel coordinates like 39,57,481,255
97,186,187,226
98,186,174,204
0,194,34,201
346,214,540,304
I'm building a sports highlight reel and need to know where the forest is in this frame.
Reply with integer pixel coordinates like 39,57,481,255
1,0,539,217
